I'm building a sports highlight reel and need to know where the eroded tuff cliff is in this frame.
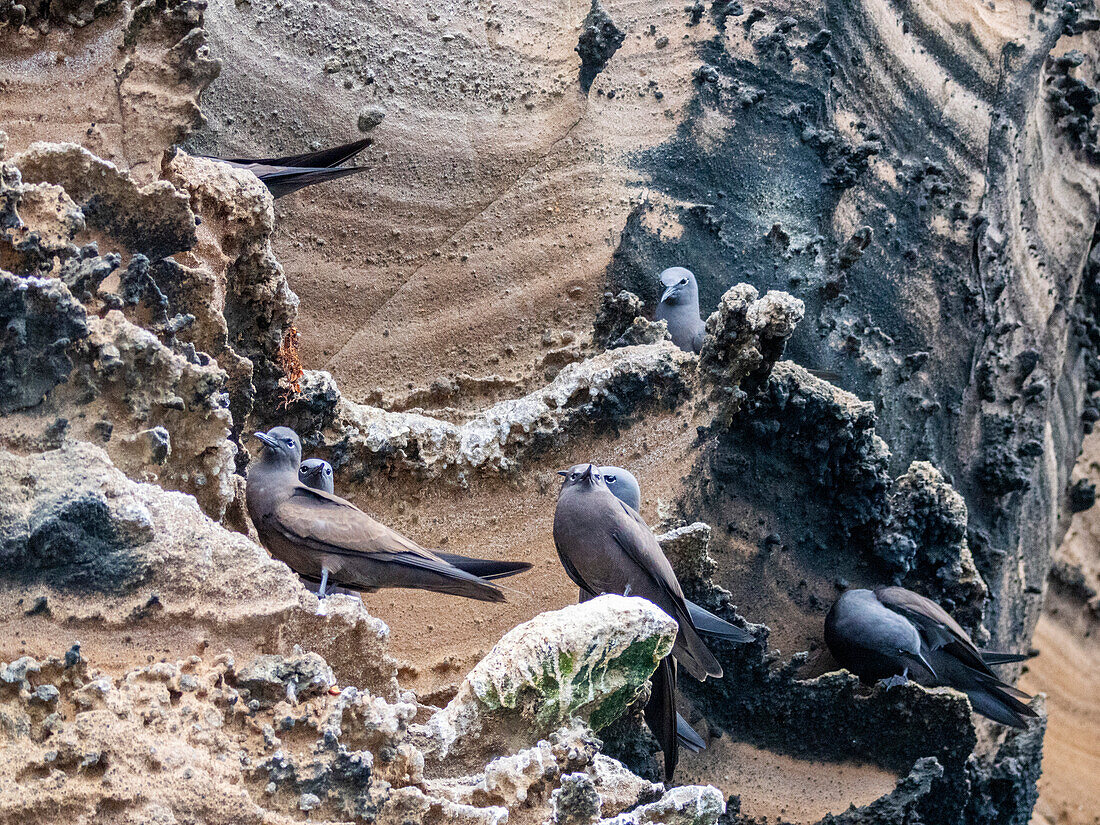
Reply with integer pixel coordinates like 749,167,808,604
3,0,1100,822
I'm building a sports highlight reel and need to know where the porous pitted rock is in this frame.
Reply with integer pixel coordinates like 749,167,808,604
593,290,646,349
697,284,805,424
13,142,196,260
0,272,88,413
233,646,335,706
879,461,989,636
0,646,414,825
576,0,625,93
599,784,725,825
551,772,602,825
414,595,678,764
164,150,299,428
0,140,302,517
0,0,220,182
0,440,398,698
713,361,892,552
656,522,719,596
68,310,237,520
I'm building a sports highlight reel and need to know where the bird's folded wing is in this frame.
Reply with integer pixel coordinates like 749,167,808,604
269,487,458,575
610,505,722,680
875,586,988,671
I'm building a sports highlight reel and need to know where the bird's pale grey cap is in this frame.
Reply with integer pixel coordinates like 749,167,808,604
659,267,698,306
598,465,641,512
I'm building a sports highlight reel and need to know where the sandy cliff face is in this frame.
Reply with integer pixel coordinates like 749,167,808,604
4,0,1100,822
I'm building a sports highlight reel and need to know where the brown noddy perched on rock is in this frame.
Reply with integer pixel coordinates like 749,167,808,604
554,463,749,779
247,427,528,601
595,465,753,771
824,586,1038,728
204,137,372,199
296,456,532,582
654,267,706,354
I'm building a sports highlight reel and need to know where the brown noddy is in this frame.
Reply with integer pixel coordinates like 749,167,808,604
247,426,524,602
824,586,1038,728
296,456,532,582
204,137,372,199
554,463,745,779
654,267,706,354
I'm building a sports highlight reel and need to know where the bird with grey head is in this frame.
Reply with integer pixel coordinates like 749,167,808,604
294,455,533,584
247,426,529,603
553,463,753,781
654,267,706,354
298,458,334,493
824,586,1037,728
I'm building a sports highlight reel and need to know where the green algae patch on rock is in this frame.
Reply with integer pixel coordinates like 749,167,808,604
414,595,677,764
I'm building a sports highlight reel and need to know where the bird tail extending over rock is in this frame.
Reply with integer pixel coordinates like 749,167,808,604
684,600,755,643
979,649,1030,665
257,166,369,199
433,552,533,581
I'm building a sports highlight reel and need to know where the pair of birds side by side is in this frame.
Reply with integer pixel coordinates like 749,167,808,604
246,427,532,603
204,138,374,199
553,463,756,781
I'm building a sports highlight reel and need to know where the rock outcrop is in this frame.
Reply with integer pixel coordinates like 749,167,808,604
0,447,721,825
5,0,1100,820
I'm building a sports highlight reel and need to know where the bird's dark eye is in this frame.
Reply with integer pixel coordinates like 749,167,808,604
571,472,579,480
284,438,295,446
324,468,331,476
606,475,617,484
679,278,687,285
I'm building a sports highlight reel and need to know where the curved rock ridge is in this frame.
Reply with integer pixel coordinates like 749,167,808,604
0,137,297,520
280,343,693,482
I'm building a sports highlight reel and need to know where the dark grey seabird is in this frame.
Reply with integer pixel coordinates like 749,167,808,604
554,464,753,780
654,267,706,354
296,456,532,582
246,427,530,601
825,587,1037,728
204,138,372,199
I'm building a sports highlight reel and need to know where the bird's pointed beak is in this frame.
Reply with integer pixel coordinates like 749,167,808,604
660,284,677,304
580,464,595,482
557,470,569,478
253,431,278,447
